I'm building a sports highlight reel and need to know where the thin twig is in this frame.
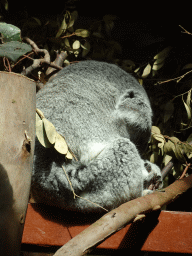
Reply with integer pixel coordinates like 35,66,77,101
179,163,191,179
179,25,192,35
155,69,192,85
62,166,108,212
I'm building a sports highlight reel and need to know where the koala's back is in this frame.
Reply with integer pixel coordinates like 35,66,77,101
36,61,150,157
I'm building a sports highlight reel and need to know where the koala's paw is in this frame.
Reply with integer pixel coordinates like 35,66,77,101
142,160,163,191
142,189,153,196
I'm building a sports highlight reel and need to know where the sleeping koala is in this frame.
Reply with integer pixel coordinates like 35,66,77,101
31,60,162,212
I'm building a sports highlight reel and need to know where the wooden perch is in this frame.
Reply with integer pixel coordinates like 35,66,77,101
53,174,192,256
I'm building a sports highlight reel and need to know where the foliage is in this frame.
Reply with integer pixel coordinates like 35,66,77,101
1,4,192,184
0,22,32,61
36,108,73,160
150,126,192,179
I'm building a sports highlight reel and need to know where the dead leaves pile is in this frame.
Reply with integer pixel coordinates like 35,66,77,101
36,108,73,160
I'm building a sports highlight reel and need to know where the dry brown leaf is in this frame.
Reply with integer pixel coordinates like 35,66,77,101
54,133,68,154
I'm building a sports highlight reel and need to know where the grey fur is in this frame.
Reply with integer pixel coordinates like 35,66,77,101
32,60,162,212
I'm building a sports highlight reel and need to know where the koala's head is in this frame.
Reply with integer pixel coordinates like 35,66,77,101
114,88,152,154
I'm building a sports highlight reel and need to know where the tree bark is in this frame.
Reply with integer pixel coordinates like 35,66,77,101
0,72,36,255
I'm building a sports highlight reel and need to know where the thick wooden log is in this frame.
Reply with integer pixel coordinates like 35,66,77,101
0,72,36,256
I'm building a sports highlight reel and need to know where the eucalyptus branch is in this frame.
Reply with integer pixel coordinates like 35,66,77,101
21,37,63,77
53,174,192,256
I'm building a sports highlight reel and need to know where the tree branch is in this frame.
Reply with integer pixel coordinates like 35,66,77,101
21,37,64,77
53,174,192,256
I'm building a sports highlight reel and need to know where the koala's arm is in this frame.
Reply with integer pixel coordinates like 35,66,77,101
32,138,147,212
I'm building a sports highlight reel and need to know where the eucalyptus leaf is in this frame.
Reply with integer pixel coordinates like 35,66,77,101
36,112,41,123
152,61,164,71
142,63,151,78
187,133,192,143
72,40,80,50
182,63,192,70
54,133,68,154
0,41,32,62
175,144,186,163
75,29,90,38
64,38,71,48
32,17,42,26
56,17,67,38
164,140,175,156
81,41,91,57
36,118,52,148
65,150,73,160
43,118,56,144
153,57,165,65
68,11,78,28
182,96,191,123
163,155,172,166
150,152,159,163
154,46,172,59
0,22,21,42
36,108,45,119
186,89,191,107
151,126,161,135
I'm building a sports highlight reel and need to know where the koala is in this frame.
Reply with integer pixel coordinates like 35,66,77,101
31,60,162,213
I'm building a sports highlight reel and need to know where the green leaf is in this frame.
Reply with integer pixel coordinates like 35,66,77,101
67,11,78,28
142,63,151,78
1,0,8,10
64,38,71,48
32,17,42,26
154,46,172,59
56,17,67,38
81,41,91,57
182,95,191,124
182,63,192,70
164,140,175,156
164,137,186,163
186,89,191,107
175,144,186,163
151,126,165,148
72,40,80,50
152,61,164,71
187,133,192,143
163,154,172,166
0,41,32,62
150,152,159,163
153,57,165,65
75,29,90,38
0,22,21,42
